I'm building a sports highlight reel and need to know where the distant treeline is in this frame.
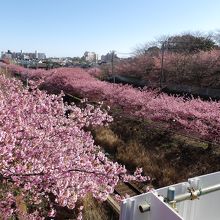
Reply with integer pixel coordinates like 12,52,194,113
103,32,220,90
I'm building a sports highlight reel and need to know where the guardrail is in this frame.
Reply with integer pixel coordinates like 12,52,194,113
120,171,220,220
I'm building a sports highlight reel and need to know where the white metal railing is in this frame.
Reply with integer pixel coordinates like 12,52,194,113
120,171,220,220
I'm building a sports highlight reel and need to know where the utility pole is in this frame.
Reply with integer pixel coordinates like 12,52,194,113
111,51,114,75
160,42,165,88
111,51,115,83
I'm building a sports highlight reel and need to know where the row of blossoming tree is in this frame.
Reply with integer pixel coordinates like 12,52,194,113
114,49,220,88
0,70,148,219
1,62,220,144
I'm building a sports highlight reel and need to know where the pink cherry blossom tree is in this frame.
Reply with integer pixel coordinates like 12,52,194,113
1,62,220,143
0,74,147,219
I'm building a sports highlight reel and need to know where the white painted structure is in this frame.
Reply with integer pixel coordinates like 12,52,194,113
120,171,220,220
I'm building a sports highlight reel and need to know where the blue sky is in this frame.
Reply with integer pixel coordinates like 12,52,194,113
0,0,220,57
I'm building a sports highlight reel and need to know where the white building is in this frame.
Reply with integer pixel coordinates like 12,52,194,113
1,50,12,60
83,51,97,62
35,50,38,59
38,53,46,60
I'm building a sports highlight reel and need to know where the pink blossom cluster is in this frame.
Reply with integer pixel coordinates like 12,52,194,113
1,62,220,142
0,74,147,218
115,49,220,87
86,67,102,78
115,53,161,79
161,50,220,86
